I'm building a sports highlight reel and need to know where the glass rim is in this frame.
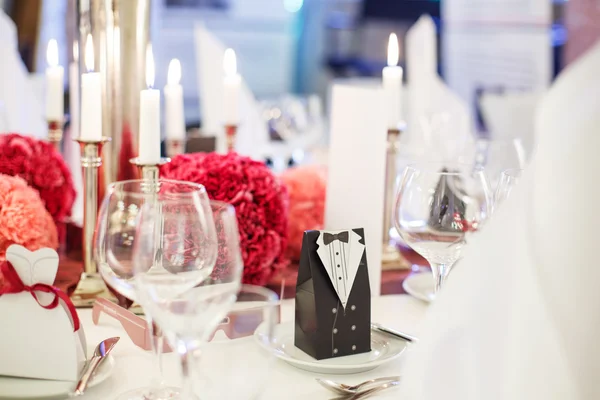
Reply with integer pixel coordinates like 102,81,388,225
106,178,207,198
235,284,280,304
405,162,484,175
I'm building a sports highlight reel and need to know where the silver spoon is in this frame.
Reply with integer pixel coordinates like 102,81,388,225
317,376,400,396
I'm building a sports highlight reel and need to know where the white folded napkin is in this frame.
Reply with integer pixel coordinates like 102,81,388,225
194,24,269,158
0,11,45,137
404,15,474,163
399,39,600,400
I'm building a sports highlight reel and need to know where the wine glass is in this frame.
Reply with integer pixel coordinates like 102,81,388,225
393,163,493,293
186,285,279,399
475,137,526,191
133,200,243,400
95,179,217,400
494,168,523,208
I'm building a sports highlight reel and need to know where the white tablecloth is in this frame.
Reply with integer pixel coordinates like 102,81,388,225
81,295,427,399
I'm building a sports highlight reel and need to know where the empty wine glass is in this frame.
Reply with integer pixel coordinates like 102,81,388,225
188,285,279,399
133,200,243,400
95,179,216,400
475,137,526,191
393,163,493,293
494,168,523,208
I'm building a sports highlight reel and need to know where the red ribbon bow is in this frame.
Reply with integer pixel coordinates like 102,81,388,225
0,261,80,332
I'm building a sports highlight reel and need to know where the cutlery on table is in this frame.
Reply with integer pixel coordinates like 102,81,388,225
317,376,400,396
330,380,400,400
371,322,418,343
71,337,120,396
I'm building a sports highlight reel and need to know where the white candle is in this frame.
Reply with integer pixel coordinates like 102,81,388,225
138,45,161,164
164,59,186,140
80,34,102,141
69,41,79,138
382,33,403,130
223,48,241,126
45,39,64,121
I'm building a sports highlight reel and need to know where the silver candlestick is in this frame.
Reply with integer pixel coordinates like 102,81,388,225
70,137,113,307
382,127,410,270
47,120,64,151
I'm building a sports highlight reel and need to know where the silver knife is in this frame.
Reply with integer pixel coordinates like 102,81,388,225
371,323,418,343
71,337,120,396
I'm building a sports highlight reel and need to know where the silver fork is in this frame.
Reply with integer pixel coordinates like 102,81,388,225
334,381,400,400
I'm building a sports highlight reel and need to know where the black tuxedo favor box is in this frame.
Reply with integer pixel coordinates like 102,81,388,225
294,229,371,360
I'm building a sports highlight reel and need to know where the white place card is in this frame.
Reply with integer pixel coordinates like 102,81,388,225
325,81,386,296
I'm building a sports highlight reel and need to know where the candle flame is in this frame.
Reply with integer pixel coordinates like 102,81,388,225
47,39,58,67
168,59,181,85
223,48,237,77
72,41,79,62
387,33,399,67
146,44,155,88
85,34,94,72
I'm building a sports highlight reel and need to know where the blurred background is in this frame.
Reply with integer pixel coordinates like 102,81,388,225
0,0,598,137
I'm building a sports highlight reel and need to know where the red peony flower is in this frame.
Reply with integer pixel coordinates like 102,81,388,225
280,165,327,261
0,134,76,226
160,152,289,285
0,174,59,288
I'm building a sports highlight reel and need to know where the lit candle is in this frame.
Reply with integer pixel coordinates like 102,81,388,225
45,39,64,121
223,48,241,126
69,41,79,138
382,33,403,130
80,34,102,141
138,45,161,164
164,59,185,140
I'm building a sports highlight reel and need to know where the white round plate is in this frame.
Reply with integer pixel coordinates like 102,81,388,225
403,273,435,303
254,322,408,374
0,350,115,400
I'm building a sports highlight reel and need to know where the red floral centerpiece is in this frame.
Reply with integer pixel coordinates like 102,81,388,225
280,165,327,262
0,134,76,230
160,152,289,285
0,174,59,287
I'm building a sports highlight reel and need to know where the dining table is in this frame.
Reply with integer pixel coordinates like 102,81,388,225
75,294,428,399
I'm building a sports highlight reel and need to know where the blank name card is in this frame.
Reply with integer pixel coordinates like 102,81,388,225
325,81,387,296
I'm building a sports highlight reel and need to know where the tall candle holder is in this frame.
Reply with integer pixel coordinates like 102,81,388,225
165,139,184,158
225,124,238,152
47,120,64,151
130,157,171,181
382,127,411,270
71,137,113,307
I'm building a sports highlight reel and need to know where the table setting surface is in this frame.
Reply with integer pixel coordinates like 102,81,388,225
74,294,427,400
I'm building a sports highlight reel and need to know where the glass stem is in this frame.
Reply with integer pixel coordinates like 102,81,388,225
430,262,453,293
147,316,165,388
179,342,194,399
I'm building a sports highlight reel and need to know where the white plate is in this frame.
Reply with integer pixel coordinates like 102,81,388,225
254,322,408,374
0,349,115,400
403,273,435,303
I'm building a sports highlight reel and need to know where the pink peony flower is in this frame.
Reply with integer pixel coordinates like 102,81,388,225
280,165,327,261
0,174,59,288
161,152,289,285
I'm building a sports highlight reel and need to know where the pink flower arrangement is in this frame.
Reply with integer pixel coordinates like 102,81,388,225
160,152,289,285
0,174,59,288
0,133,76,224
280,165,327,261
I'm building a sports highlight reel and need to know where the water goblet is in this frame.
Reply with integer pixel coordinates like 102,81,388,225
393,163,493,293
95,179,217,400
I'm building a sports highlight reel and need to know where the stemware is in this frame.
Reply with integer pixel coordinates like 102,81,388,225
393,163,493,293
133,200,243,400
189,285,280,399
475,137,526,191
94,179,216,400
494,168,523,208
